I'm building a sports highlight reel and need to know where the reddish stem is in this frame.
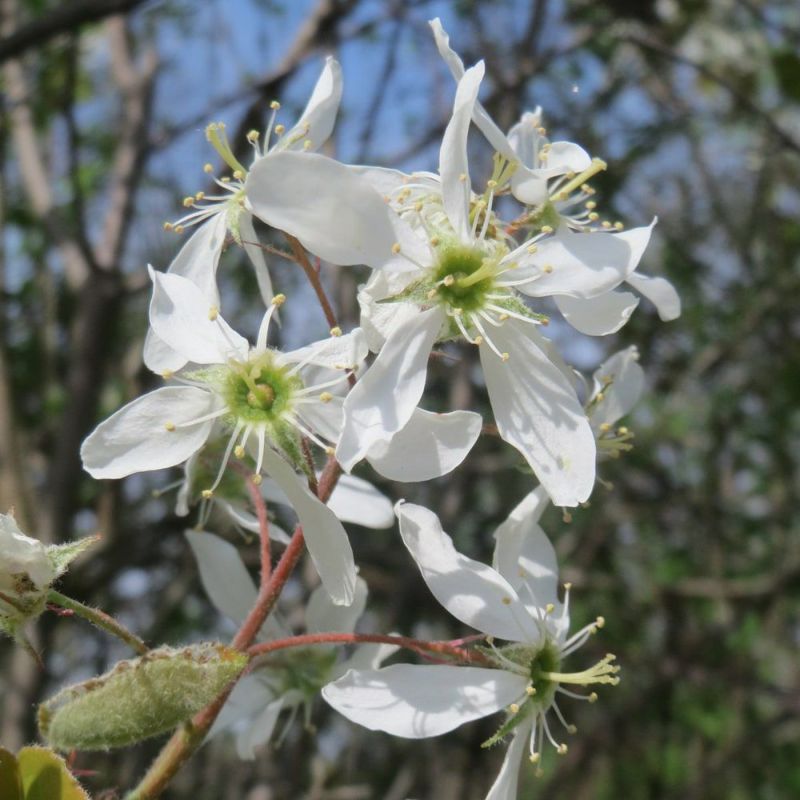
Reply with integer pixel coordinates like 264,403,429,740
286,234,339,332
248,632,494,667
245,476,271,588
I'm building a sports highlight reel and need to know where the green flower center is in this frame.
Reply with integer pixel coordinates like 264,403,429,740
225,354,300,424
528,641,561,703
432,244,497,312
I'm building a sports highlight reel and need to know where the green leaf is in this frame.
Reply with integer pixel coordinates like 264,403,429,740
0,747,22,800
17,747,90,800
39,642,248,751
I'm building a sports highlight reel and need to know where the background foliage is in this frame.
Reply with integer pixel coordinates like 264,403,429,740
1,0,798,797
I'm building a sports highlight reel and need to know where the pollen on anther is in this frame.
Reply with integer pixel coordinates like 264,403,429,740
329,326,342,337
319,392,333,403
246,129,260,142
233,170,244,181
201,489,213,499
499,313,509,321
526,686,536,696
274,124,285,135
541,225,554,234
557,744,568,756
303,139,312,150
234,446,246,459
596,616,606,628
614,221,624,230
391,243,401,254
270,100,281,110
588,692,598,703
543,264,554,274
567,724,578,735
529,752,541,765
251,474,263,485
509,703,520,714
564,581,573,591
174,225,185,234
161,370,173,380
182,196,195,207
474,336,484,346
195,191,205,201
208,305,219,321
203,163,214,173
272,293,287,307
163,222,174,231
501,352,510,362
501,596,512,605
442,274,455,286
527,244,538,253
458,173,467,182
545,603,555,614
164,422,176,432
325,446,335,456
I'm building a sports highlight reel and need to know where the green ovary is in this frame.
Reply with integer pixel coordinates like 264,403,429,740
432,244,497,312
528,642,561,703
224,355,300,424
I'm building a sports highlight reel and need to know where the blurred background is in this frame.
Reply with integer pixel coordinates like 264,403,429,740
1,0,799,798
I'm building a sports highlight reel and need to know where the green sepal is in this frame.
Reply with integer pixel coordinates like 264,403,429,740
39,642,248,751
46,536,99,578
481,698,535,749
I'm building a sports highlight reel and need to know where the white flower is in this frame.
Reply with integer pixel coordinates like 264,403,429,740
145,57,343,375
186,531,396,759
82,272,365,604
323,501,618,797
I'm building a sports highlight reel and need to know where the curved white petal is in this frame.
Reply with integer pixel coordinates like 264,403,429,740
236,697,284,760
544,140,592,175
512,221,655,300
429,19,517,161
148,269,249,364
337,307,444,472
279,56,342,153
0,515,54,589
397,502,540,643
167,212,227,300
486,720,531,800
492,487,549,587
306,575,367,634
327,474,394,529
359,280,420,352
215,499,292,545
260,446,355,606
440,62,484,242
142,329,189,375
208,673,274,739
245,152,398,268
555,291,639,336
338,641,399,674
509,167,549,207
281,329,367,372
239,212,274,307
185,530,257,625
81,387,218,479
480,323,595,506
626,271,681,321
366,408,482,482
323,664,527,738
590,346,645,429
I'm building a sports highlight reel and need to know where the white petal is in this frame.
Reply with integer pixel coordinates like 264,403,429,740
245,152,398,268
148,269,249,364
238,212,274,307
215,499,291,545
81,387,218,479
166,212,227,301
626,271,681,321
543,140,592,175
492,487,549,587
590,345,645,429
359,280,420,352
485,720,530,800
440,62,484,242
397,502,540,642
323,664,527,738
337,307,444,471
512,221,655,300
429,19,517,161
0,514,54,589
281,329,367,372
480,323,595,506
509,167,549,206
365,408,482,482
185,530,257,625
327,474,394,529
306,575,367,634
142,329,188,375
279,56,342,153
555,291,639,335
207,673,274,739
338,642,399,673
259,446,356,606
294,395,343,445
236,697,284,760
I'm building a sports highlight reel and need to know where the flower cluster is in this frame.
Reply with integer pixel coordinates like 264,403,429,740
74,17,678,798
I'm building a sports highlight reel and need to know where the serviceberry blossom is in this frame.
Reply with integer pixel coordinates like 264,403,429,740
187,531,395,759
323,501,618,798
145,57,343,375
82,271,366,604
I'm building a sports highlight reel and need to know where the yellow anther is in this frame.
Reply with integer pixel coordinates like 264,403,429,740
473,335,484,346
246,129,260,142
302,139,312,150
618,426,628,435
537,126,547,135
499,313,509,321
585,200,597,210
595,391,605,402
602,220,612,229
251,474,263,486
527,244,538,253
234,446,246,459
564,582,573,591
526,686,537,696
163,222,174,231
501,352,510,362
588,212,599,221
430,236,440,246
203,163,214,173
221,176,231,183
509,703,520,714
458,173,467,182
543,264,554,274
443,274,455,286
501,596,512,605
201,489,213,499
599,422,612,433
161,370,173,380
195,191,205,201
272,293,287,307
164,422,176,432
274,124,285,135
174,225,185,234
208,305,219,321
589,692,598,703
541,225,554,234
529,752,541,765
233,170,244,181
614,221,624,230
329,326,342,337
567,724,578,735
391,242,401,254
325,446,335,456
270,100,281,110
545,603,555,614
319,392,333,403
596,617,606,629
182,196,195,207
427,289,438,299
557,743,568,755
